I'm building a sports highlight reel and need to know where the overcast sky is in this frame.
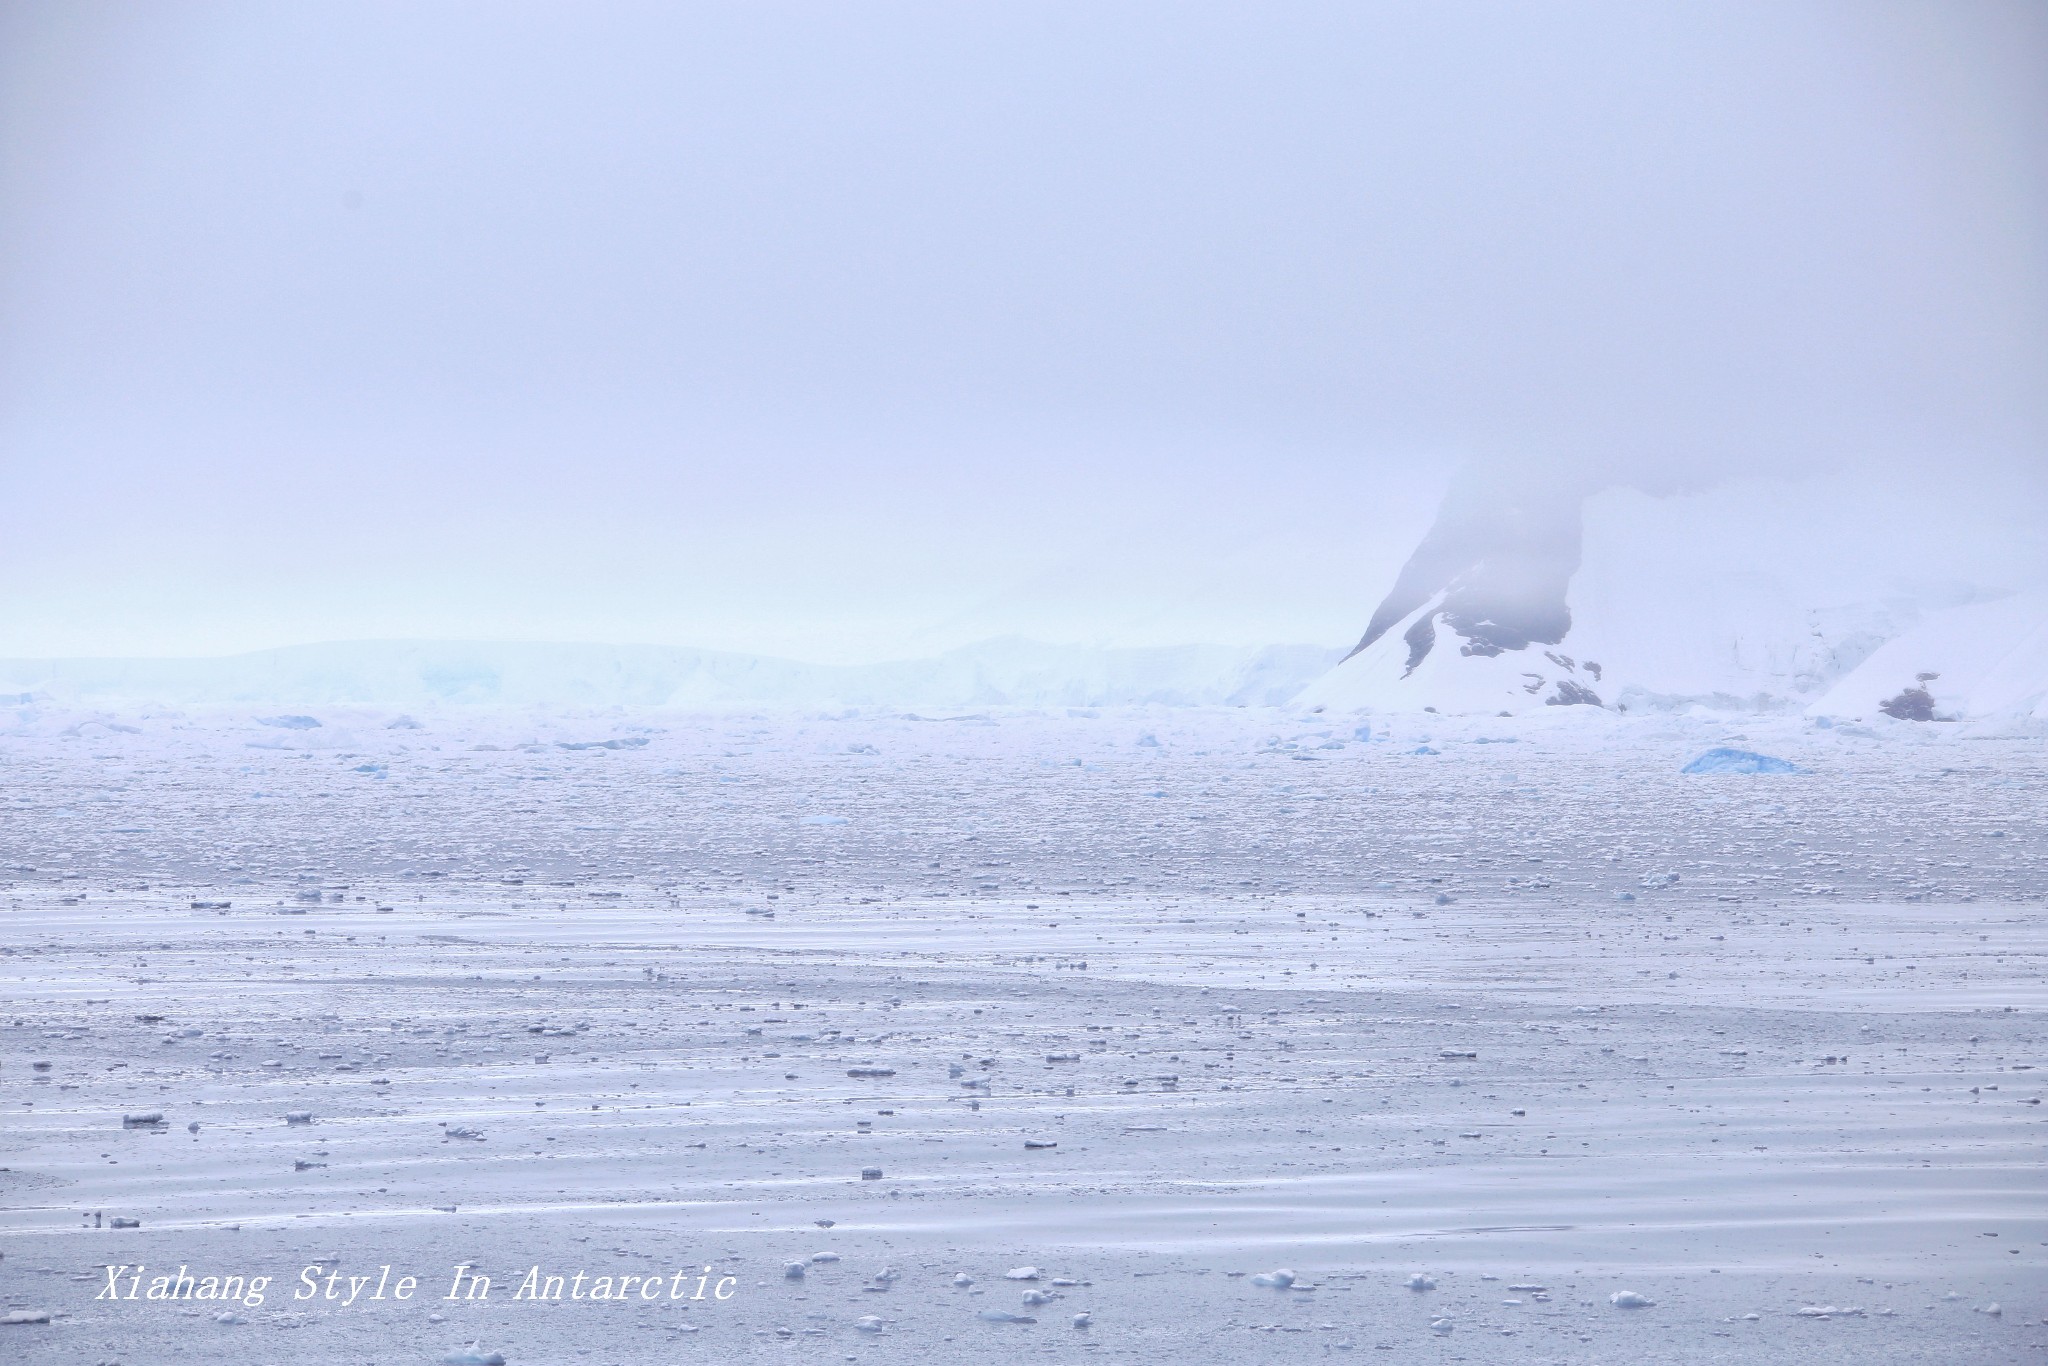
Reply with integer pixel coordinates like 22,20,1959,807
3,1,2043,661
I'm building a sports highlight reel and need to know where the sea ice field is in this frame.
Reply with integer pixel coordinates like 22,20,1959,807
2,704,2044,1363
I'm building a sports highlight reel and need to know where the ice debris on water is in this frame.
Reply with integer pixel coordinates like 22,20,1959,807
2,1310,53,1325
978,1310,1036,1323
952,1273,974,1287
854,1316,883,1333
1004,1266,1041,1280
284,1110,313,1125
1429,1316,1454,1334
1609,1291,1655,1308
1405,1274,1436,1291
1022,1289,1053,1305
1251,1269,1296,1288
783,1262,806,1279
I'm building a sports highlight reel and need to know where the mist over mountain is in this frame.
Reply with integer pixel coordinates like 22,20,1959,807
5,3,2043,662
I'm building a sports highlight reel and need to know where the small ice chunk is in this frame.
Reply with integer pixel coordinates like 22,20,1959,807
1609,1291,1655,1309
1022,1290,1052,1305
1251,1270,1296,1288
284,1110,314,1125
1071,1312,1091,1328
978,1310,1037,1323
854,1316,883,1333
1405,1274,1436,1291
1429,1317,1453,1334
1004,1267,1041,1281
952,1273,974,1287
440,1347,507,1366
811,1252,840,1263
2,1310,53,1324
783,1262,806,1279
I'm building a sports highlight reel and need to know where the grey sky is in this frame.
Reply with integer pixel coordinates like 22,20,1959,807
3,1,2043,660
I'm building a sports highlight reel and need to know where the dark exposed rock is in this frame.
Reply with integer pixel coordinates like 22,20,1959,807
1400,613,1437,677
1879,686,1936,721
1546,680,1602,707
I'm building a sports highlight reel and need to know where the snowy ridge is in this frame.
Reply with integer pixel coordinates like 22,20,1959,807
0,637,1341,711
1303,481,2047,720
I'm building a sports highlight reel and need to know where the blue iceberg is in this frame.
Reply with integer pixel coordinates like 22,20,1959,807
1682,747,1801,775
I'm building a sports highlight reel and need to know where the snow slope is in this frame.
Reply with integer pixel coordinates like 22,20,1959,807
1807,590,2048,721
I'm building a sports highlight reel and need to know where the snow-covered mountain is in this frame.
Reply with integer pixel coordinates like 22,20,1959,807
1300,478,2046,720
7,478,2036,720
0,637,1339,711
